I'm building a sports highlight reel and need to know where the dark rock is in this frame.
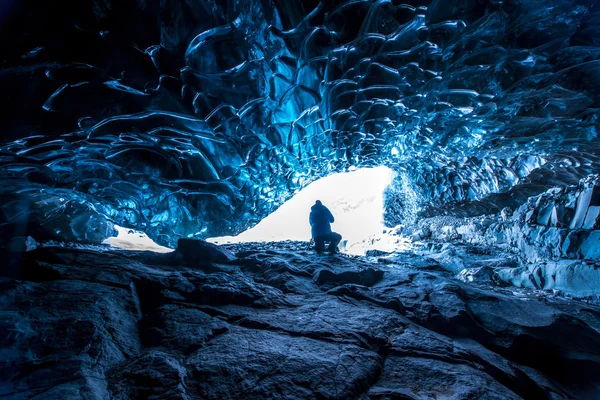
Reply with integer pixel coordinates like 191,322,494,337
0,278,140,398
2,241,600,399
185,327,382,399
107,351,189,400
370,354,520,399
5,236,37,252
175,238,236,265
139,304,229,351
315,267,384,288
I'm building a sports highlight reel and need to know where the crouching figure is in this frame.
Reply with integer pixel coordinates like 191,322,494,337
309,200,342,254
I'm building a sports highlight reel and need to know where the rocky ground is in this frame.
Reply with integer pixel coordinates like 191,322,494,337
2,240,600,399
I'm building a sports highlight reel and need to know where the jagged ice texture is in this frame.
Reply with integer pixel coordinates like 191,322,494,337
0,0,599,248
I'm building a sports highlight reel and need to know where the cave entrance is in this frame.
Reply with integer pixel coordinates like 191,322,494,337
209,166,410,255
103,166,410,255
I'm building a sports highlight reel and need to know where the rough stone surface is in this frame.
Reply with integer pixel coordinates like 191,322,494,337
2,241,600,399
176,238,237,265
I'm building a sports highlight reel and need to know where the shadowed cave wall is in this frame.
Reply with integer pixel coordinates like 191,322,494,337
0,0,599,249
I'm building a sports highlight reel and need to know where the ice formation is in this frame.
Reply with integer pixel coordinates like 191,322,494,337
2,2,600,397
0,0,598,279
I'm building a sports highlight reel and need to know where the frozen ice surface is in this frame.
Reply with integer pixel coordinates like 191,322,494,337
0,0,598,283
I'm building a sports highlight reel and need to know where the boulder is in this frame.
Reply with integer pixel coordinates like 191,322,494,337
314,267,384,287
175,238,236,265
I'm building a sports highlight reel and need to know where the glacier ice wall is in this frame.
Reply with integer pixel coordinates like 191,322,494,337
0,0,599,248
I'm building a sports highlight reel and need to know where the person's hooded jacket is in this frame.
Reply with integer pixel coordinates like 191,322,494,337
309,201,334,238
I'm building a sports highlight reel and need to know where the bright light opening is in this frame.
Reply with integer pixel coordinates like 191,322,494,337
103,225,173,253
209,166,411,255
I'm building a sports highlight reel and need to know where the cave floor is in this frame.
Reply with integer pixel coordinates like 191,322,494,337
2,241,600,399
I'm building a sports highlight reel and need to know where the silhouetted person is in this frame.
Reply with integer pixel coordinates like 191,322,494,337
309,200,342,254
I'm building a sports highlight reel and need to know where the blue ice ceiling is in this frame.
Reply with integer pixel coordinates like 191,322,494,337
0,0,599,247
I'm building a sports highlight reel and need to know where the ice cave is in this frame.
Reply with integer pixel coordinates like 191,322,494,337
1,0,600,398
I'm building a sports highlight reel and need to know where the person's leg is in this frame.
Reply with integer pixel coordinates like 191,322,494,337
327,232,342,253
314,236,325,253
